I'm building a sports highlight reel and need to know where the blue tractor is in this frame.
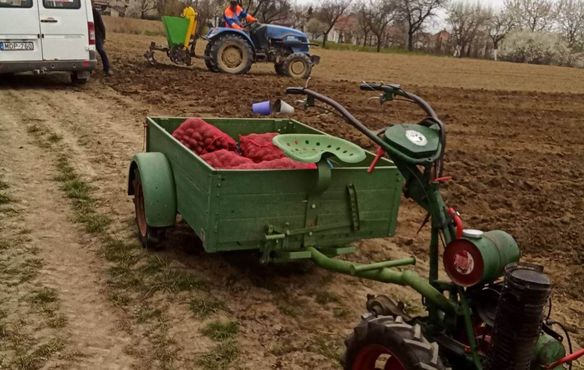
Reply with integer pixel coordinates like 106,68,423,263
203,22,320,79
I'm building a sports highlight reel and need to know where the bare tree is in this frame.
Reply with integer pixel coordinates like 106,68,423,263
557,0,584,50
250,0,292,23
365,0,399,51
127,0,158,19
505,0,556,32
317,0,353,47
398,0,444,51
305,17,328,40
448,1,492,57
356,3,373,46
488,8,516,60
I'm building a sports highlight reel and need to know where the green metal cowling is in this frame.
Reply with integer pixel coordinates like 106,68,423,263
533,332,566,369
480,230,521,282
128,152,177,228
443,230,521,287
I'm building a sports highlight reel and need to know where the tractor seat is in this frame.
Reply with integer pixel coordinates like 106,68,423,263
273,134,367,164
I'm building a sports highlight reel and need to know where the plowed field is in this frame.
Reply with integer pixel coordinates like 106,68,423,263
0,26,582,369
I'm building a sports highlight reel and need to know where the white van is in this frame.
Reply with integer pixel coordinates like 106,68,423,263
0,0,97,83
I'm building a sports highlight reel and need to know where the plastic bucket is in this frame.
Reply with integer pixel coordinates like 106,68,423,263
274,99,294,113
252,100,272,115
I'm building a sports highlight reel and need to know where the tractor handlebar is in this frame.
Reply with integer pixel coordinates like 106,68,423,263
359,82,439,121
287,83,447,176
286,87,387,148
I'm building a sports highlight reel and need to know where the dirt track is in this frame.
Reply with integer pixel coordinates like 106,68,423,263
0,30,583,369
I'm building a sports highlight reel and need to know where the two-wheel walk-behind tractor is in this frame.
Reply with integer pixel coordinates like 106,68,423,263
128,83,582,369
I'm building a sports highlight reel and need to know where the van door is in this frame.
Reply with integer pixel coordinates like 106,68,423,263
39,0,88,61
0,0,43,62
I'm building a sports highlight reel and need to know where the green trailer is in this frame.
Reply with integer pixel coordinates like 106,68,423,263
128,117,403,263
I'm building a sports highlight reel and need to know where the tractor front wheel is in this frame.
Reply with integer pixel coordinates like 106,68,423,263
343,316,447,370
281,52,312,79
210,34,253,75
132,168,166,249
274,62,286,76
204,40,219,72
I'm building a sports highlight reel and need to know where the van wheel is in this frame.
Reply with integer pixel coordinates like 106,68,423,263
71,72,90,84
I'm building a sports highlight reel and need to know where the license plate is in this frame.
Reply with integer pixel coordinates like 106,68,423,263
0,42,34,51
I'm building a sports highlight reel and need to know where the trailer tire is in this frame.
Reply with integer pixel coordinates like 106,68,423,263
343,316,447,370
210,33,253,75
132,167,166,249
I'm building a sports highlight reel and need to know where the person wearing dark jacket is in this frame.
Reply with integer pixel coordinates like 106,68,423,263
91,6,111,76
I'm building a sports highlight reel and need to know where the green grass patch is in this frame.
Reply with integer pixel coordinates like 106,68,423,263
14,338,65,370
77,212,111,233
323,41,428,55
151,268,208,294
26,125,40,134
314,291,340,305
196,340,239,370
0,193,12,205
47,133,62,143
27,287,58,305
47,313,67,329
136,305,163,323
201,320,239,341
189,296,226,319
312,335,342,363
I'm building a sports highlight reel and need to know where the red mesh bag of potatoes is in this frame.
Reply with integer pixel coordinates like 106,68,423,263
200,149,254,169
239,133,286,162
235,157,316,170
172,118,237,155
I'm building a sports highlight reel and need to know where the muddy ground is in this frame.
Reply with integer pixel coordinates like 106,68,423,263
0,30,582,369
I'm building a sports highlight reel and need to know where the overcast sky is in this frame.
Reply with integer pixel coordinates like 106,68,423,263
294,0,508,32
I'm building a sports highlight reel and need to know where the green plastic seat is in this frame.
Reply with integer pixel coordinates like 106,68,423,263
273,134,367,164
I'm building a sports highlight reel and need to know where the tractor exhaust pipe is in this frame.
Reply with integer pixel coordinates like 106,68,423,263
487,263,552,370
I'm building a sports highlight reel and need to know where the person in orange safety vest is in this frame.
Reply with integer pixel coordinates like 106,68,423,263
224,0,257,30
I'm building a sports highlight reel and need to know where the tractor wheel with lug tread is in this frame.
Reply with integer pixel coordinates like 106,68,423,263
210,33,253,75
204,40,219,72
282,52,312,79
343,316,448,370
132,168,166,249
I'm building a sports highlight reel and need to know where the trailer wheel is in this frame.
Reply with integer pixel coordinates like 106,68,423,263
210,33,253,75
132,168,166,249
343,316,447,370
281,53,312,79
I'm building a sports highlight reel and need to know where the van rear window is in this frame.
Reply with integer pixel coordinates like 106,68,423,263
43,0,80,9
0,0,33,8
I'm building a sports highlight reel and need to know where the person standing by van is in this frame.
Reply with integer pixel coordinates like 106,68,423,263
91,6,111,76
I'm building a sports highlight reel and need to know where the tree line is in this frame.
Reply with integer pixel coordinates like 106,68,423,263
125,0,584,64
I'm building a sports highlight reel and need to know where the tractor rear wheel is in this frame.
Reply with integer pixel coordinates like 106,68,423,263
343,316,447,370
132,168,166,249
210,34,253,75
204,40,219,72
281,52,312,79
